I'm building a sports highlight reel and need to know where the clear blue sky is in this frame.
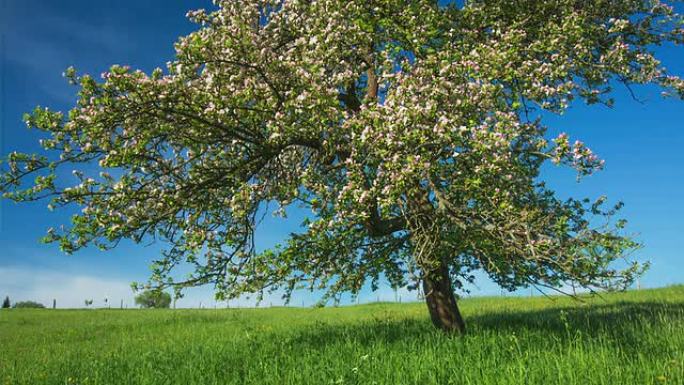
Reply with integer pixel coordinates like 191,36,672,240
0,0,682,308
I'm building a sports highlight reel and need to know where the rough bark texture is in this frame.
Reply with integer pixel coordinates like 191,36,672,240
422,261,466,334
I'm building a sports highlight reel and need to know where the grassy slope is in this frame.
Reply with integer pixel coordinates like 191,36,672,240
1,286,683,385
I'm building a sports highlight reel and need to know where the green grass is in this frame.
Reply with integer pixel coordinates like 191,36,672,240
1,286,683,385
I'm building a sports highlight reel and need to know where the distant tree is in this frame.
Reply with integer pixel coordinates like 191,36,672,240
13,301,45,309
84,299,93,308
2,296,10,309
134,290,172,309
1,1,683,333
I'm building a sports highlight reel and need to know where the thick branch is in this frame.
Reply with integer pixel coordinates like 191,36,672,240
366,68,378,102
367,213,405,237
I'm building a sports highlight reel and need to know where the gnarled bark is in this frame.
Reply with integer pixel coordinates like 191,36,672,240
422,260,466,334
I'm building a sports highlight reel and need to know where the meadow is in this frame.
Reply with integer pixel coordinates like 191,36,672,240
1,286,683,385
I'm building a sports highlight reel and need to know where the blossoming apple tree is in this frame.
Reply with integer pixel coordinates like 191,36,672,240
2,0,684,333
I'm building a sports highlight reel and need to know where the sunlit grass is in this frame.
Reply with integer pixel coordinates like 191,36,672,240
1,286,683,385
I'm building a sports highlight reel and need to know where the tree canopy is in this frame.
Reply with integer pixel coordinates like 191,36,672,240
134,290,173,309
12,301,45,309
2,0,683,332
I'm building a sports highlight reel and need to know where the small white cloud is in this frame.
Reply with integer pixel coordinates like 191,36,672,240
0,266,291,309
0,266,134,308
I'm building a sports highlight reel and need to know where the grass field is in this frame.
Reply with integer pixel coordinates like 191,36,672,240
1,286,683,385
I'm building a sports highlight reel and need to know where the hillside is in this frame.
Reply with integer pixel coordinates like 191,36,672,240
1,286,683,385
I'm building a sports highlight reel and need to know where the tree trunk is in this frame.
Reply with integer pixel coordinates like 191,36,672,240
422,261,466,334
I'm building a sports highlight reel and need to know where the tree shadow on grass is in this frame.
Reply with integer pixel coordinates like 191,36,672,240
471,300,684,358
471,300,684,332
282,315,435,350
282,300,684,354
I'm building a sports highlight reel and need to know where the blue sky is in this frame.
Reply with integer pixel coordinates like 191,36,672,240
0,0,683,308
